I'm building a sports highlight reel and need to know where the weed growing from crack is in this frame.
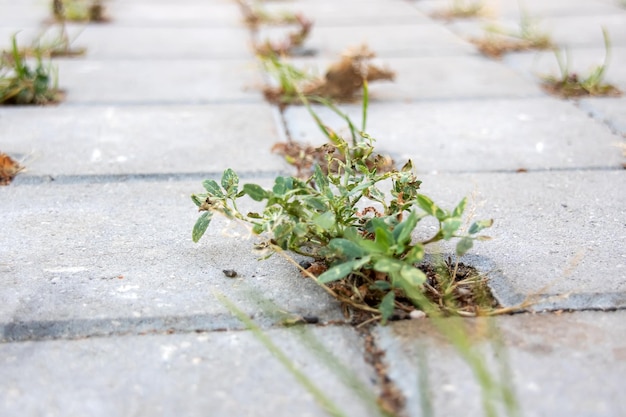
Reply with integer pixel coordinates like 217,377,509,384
237,0,300,28
19,23,86,58
192,85,494,324
52,0,108,23
471,10,552,58
262,46,395,105
432,0,485,19
0,35,61,105
254,14,314,57
541,28,622,98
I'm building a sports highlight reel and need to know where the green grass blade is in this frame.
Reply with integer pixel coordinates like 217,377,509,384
216,293,349,417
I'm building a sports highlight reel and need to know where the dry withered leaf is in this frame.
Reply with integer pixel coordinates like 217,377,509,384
0,153,23,185
272,140,394,178
303,45,395,101
254,14,313,56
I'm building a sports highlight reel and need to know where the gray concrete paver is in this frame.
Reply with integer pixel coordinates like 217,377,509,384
579,96,626,136
288,55,544,101
259,24,475,58
503,48,626,93
283,98,623,172
0,104,288,177
0,180,344,340
0,326,380,417
377,311,626,417
68,26,252,59
54,59,264,104
1,0,625,416
414,170,626,308
263,0,430,26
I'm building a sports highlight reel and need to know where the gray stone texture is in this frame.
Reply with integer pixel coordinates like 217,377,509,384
0,104,288,176
282,99,623,172
377,311,626,417
0,326,381,417
1,0,625,415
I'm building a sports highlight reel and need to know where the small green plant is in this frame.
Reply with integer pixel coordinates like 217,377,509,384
52,0,107,23
25,23,86,58
262,46,395,104
254,14,313,57
237,0,300,27
433,0,484,19
472,9,552,58
541,28,621,98
0,35,61,105
192,87,493,323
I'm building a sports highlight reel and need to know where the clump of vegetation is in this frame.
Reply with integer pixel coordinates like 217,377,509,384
52,0,108,23
237,0,300,28
191,86,495,324
0,152,23,185
20,23,86,58
432,0,485,19
254,14,313,57
471,11,552,58
263,45,395,105
0,36,61,105
541,28,622,98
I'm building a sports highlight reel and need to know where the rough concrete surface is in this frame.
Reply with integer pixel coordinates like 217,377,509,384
1,0,625,416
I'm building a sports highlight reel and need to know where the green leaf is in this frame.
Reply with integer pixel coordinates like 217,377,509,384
273,176,292,196
456,237,474,256
374,257,403,274
417,194,446,221
313,164,330,193
374,226,394,253
393,211,419,246
452,197,467,218
406,243,426,263
370,280,391,291
243,184,268,201
192,212,212,243
191,194,205,207
302,196,328,212
221,168,239,195
442,218,462,240
312,211,336,231
202,179,224,198
328,238,367,259
317,258,369,284
468,219,494,235
379,292,395,325
399,265,426,286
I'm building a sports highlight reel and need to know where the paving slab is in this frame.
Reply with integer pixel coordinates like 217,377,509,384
257,23,474,59
258,23,474,58
53,59,264,104
0,179,344,341
0,5,49,28
288,55,543,101
411,0,623,19
0,104,288,177
376,311,626,417
262,0,430,26
0,325,381,417
106,2,242,27
502,47,626,93
579,96,626,136
282,98,623,173
66,26,253,60
412,170,626,309
447,13,626,50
